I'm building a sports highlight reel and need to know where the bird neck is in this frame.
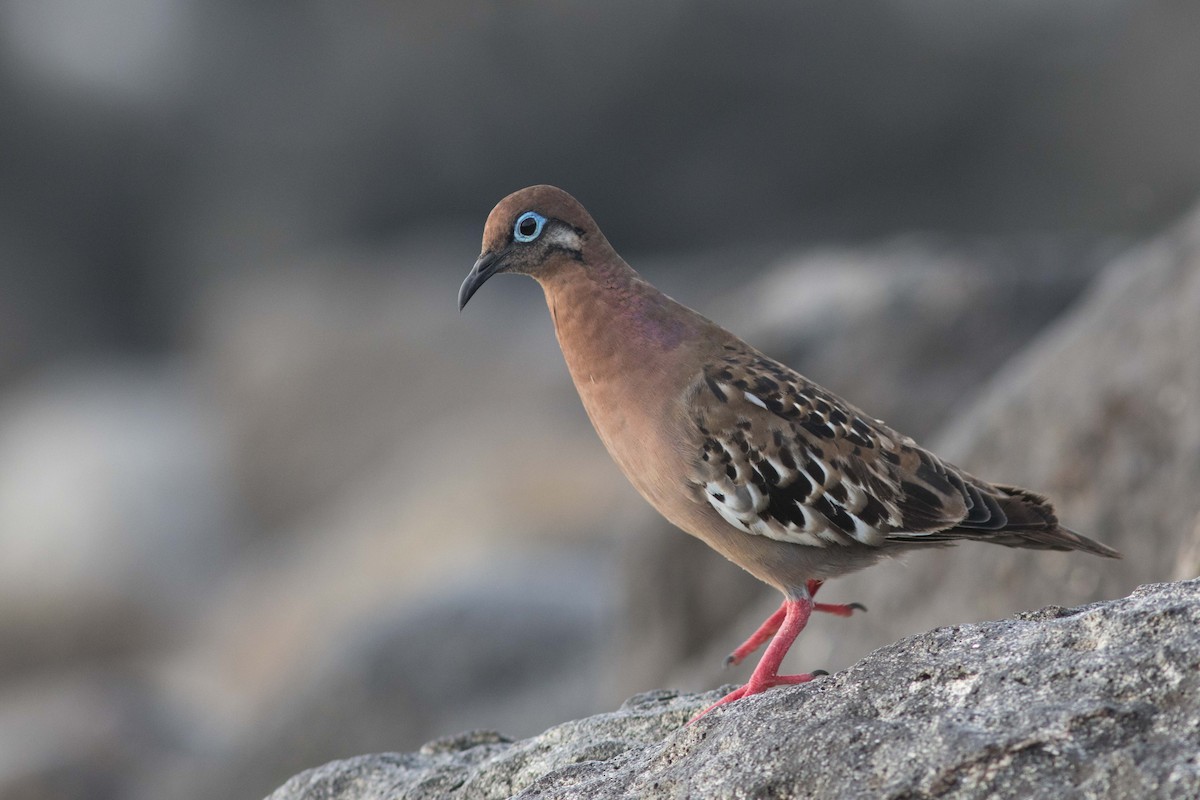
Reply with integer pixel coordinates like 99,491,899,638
539,258,706,390
542,255,722,469
538,257,712,507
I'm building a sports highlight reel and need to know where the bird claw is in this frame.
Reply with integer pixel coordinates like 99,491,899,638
688,671,823,724
813,600,866,617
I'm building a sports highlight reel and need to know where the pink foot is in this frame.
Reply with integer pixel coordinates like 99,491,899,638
725,604,786,667
689,670,824,723
692,594,825,724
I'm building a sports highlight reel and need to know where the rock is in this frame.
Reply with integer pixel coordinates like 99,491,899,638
720,235,1111,438
266,579,1200,800
933,200,1200,595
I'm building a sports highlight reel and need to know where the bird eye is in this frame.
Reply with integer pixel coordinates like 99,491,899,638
514,211,546,243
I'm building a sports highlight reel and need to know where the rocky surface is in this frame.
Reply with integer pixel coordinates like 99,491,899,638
268,579,1200,800
933,199,1200,599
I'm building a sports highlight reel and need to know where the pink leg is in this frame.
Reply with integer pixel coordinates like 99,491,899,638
692,594,819,723
725,582,864,666
725,603,786,667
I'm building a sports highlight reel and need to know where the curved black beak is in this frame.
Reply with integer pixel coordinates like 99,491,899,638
458,250,505,311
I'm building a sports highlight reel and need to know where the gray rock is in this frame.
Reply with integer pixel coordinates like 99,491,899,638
267,579,1200,800
720,236,1111,438
932,200,1200,600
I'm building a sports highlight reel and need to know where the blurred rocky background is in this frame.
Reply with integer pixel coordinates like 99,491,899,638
1,2,1198,798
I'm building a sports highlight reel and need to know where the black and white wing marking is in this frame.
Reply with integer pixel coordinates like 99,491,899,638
687,345,1019,549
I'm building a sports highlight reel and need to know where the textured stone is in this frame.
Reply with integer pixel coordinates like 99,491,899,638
267,579,1200,800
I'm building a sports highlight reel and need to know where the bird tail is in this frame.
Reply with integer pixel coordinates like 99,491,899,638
990,484,1121,558
1009,524,1123,558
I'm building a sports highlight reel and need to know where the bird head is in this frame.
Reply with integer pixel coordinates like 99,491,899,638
458,185,599,310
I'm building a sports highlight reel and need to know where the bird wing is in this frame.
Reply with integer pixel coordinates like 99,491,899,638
684,344,1017,549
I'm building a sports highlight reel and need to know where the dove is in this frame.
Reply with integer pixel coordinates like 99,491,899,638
458,185,1119,721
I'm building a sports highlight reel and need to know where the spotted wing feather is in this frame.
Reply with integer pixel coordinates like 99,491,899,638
685,344,1118,558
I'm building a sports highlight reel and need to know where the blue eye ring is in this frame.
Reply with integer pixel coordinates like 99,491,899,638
513,211,546,243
